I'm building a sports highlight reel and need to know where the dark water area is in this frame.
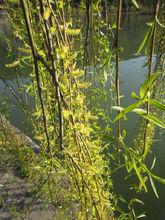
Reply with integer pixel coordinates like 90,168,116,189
0,14,165,219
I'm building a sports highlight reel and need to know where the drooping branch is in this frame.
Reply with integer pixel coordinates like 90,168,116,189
143,0,160,158
114,0,122,148
38,0,64,150
19,0,51,155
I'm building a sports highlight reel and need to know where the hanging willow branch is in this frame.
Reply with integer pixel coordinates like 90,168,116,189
38,0,64,150
143,0,160,157
114,0,122,148
19,0,51,155
84,0,90,79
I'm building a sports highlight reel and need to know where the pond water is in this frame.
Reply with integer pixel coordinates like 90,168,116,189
0,13,164,219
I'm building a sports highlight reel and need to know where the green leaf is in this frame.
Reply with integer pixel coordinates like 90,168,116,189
43,7,51,20
131,0,139,9
8,0,19,3
133,160,148,192
50,26,57,35
133,109,165,128
5,60,20,68
142,114,165,128
113,101,142,122
148,99,165,111
137,214,146,218
66,28,80,36
18,47,31,54
140,72,158,99
131,91,139,100
136,23,154,55
149,175,159,198
149,172,165,184
150,157,156,170
132,108,147,114
112,106,124,112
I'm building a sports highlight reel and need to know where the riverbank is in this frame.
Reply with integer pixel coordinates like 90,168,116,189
0,119,76,219
0,120,54,219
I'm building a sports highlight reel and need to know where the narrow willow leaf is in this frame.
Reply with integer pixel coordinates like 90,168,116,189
66,28,80,36
143,142,149,161
5,60,20,68
103,70,107,81
50,26,56,35
113,101,142,122
98,52,112,71
129,153,165,186
43,7,51,20
133,110,165,128
148,99,165,111
131,91,139,100
112,106,124,111
149,175,159,198
149,172,165,184
35,135,44,141
136,23,154,55
134,198,144,205
8,0,19,3
150,157,156,170
133,160,148,192
140,72,158,99
18,47,31,54
26,84,33,93
137,214,146,218
132,108,147,114
131,0,139,9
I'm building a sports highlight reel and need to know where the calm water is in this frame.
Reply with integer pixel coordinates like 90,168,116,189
0,14,164,219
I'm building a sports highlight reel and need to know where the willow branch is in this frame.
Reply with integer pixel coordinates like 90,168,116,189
39,0,64,150
143,0,160,157
114,0,122,148
20,0,51,155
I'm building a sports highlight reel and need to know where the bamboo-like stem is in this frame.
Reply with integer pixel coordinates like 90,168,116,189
114,0,122,148
20,0,51,155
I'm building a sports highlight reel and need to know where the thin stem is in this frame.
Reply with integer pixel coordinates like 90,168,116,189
143,0,160,157
20,0,51,155
114,0,122,148
39,0,64,150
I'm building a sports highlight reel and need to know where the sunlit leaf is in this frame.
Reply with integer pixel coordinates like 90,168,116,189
112,106,124,111
136,22,154,55
50,26,57,35
113,101,142,122
133,109,165,128
66,28,80,36
131,0,139,9
149,175,159,198
43,7,51,20
140,72,158,99
35,135,44,141
149,172,165,184
131,91,139,100
148,99,165,111
137,214,146,218
5,60,20,68
133,160,148,192
18,47,31,54
150,157,156,170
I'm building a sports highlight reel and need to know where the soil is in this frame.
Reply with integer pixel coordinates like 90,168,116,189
0,167,55,220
